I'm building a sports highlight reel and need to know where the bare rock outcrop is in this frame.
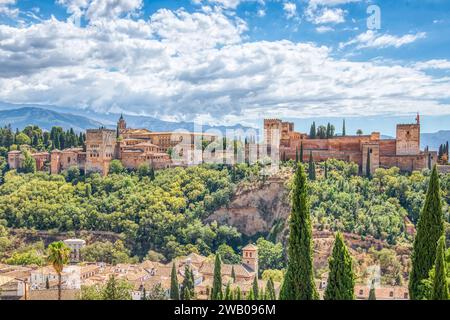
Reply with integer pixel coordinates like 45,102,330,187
206,177,290,237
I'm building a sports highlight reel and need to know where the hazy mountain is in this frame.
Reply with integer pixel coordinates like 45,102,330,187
0,104,253,133
421,131,450,151
0,107,103,132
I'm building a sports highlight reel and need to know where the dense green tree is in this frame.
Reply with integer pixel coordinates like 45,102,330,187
217,244,240,264
22,151,36,174
81,241,134,265
109,160,125,174
280,163,317,300
170,263,180,300
432,236,449,300
256,238,285,275
102,275,132,300
211,254,223,300
409,165,445,300
324,233,355,300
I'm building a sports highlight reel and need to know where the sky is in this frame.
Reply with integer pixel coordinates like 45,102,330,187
1,0,450,129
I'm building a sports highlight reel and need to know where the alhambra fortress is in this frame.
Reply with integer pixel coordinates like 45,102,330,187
266,114,438,175
8,114,440,175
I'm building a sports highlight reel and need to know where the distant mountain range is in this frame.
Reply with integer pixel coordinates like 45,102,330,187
0,103,448,151
0,107,103,132
421,131,450,151
0,103,253,134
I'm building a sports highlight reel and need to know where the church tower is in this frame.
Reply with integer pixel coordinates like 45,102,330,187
117,114,127,133
242,243,258,275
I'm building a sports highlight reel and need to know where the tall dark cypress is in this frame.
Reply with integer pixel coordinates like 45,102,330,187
324,161,328,180
409,165,445,300
368,280,376,300
342,119,346,136
324,233,355,300
310,122,316,139
252,276,259,300
211,254,223,300
266,278,276,300
431,236,449,300
308,151,316,181
299,142,304,163
366,148,371,179
295,147,299,163
170,263,180,300
280,163,318,300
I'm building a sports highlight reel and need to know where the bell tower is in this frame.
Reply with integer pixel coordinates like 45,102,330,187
242,243,258,275
118,114,127,132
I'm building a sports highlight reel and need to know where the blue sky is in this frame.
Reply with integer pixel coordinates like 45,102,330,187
1,0,450,131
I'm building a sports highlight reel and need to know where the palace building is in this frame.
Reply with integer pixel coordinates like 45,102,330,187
264,114,437,174
8,115,217,176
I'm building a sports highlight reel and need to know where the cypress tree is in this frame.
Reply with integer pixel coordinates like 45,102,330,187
308,151,316,181
324,233,355,300
428,152,432,170
252,276,259,300
342,119,346,136
181,264,194,300
231,266,236,283
182,286,191,300
431,236,448,300
295,147,299,163
299,142,304,163
247,289,254,300
235,287,242,300
366,148,371,179
368,280,376,300
280,163,318,300
224,282,232,300
324,161,328,180
170,263,180,300
310,122,316,139
409,165,445,300
266,278,276,300
211,254,223,300
149,167,155,181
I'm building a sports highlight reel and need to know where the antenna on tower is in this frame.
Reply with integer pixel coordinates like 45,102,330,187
416,112,420,125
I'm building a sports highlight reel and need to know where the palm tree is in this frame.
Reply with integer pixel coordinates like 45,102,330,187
47,241,71,300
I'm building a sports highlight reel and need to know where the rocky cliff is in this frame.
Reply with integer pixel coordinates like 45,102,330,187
206,176,291,239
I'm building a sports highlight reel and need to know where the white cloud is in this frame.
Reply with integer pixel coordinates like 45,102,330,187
0,7,449,123
0,0,19,18
414,59,450,71
57,0,143,21
340,30,427,49
310,8,345,24
308,0,361,6
316,25,334,33
257,9,266,17
283,2,297,19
